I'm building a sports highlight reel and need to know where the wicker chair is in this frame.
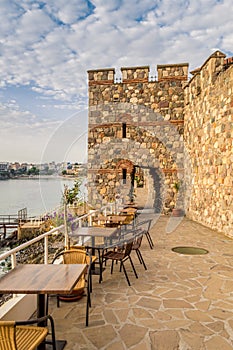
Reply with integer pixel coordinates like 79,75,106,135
0,314,56,350
103,240,138,286
51,249,92,326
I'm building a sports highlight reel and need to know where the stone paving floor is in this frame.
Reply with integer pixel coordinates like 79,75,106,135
48,214,233,350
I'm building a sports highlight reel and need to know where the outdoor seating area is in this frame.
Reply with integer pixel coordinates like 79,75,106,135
1,213,233,349
45,214,233,349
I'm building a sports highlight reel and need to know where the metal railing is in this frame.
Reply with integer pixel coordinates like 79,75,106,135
0,203,116,270
0,215,19,225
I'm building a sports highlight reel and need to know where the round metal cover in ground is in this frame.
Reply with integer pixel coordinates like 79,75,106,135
172,246,209,255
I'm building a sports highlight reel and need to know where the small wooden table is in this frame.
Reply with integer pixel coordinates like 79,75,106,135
0,263,87,350
95,215,127,227
120,207,137,215
70,226,118,240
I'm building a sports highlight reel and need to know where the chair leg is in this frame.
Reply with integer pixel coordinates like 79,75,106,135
135,249,143,264
121,262,131,286
86,294,89,327
89,271,93,293
87,282,91,308
128,256,138,279
119,261,123,272
98,249,103,283
145,231,154,249
136,249,147,270
44,315,57,350
111,260,114,274
48,315,56,350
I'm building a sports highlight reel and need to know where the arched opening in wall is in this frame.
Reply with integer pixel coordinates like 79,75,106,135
134,166,163,212
116,159,135,203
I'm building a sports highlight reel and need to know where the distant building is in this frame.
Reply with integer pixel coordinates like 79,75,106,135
0,162,9,172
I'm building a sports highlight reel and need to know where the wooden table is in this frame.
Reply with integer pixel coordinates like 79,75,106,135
70,227,118,282
70,226,118,240
95,215,127,227
0,263,87,350
119,208,137,225
120,207,137,215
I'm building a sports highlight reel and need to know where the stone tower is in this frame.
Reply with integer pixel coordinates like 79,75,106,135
87,63,189,213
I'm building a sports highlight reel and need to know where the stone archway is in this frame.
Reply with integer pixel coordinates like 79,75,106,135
88,103,185,212
87,135,181,212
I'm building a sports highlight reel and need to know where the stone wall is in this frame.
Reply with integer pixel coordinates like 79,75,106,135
184,51,233,237
87,51,232,237
87,64,188,211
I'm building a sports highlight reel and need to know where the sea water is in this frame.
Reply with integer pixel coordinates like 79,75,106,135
0,176,86,217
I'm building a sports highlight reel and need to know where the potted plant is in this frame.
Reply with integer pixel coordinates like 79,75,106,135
172,180,184,217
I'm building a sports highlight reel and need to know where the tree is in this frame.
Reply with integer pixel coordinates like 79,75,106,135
62,179,81,250
27,166,39,176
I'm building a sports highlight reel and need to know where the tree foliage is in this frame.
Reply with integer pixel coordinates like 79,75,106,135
63,179,81,205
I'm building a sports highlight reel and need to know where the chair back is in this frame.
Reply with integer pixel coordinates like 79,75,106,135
136,219,152,232
123,240,134,257
0,321,16,350
132,234,143,250
0,319,49,350
63,249,88,265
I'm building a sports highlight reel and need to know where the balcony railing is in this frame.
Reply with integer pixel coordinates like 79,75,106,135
0,203,115,270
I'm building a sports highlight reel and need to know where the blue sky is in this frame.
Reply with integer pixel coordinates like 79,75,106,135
0,0,232,163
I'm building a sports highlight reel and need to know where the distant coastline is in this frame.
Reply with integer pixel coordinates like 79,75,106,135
0,161,87,180
0,174,84,181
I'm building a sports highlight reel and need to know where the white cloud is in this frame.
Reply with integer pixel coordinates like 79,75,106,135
0,0,232,161
45,0,95,24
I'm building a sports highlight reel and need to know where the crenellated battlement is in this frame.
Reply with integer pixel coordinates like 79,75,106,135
87,68,115,85
121,66,149,83
88,63,189,85
157,63,188,82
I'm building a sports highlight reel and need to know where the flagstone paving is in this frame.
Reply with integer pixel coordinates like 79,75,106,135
48,214,233,349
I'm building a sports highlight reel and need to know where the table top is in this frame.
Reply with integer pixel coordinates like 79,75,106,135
96,215,127,224
0,264,87,295
120,207,137,214
70,226,117,238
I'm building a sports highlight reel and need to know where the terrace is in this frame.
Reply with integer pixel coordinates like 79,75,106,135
39,214,233,349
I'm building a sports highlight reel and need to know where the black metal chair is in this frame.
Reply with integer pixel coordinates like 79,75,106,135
135,219,154,249
132,233,147,270
103,240,138,286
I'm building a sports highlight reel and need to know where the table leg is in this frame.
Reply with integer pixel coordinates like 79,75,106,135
87,246,104,283
37,294,46,325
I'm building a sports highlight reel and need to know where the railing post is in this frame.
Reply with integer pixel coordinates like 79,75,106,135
11,253,17,269
44,236,48,264
89,215,92,226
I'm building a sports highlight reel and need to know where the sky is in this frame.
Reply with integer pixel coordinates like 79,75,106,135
0,0,232,164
